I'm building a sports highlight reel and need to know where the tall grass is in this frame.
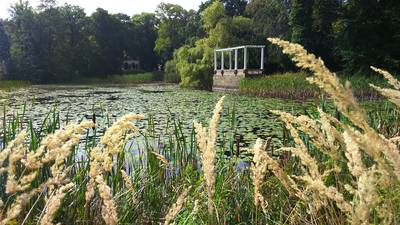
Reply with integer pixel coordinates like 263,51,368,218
0,39,400,225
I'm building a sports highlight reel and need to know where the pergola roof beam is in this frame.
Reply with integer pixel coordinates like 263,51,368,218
215,45,265,52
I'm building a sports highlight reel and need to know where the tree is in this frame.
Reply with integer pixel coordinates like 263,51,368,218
310,0,340,67
289,0,314,48
335,0,400,73
172,1,255,89
224,0,248,16
154,3,201,62
199,0,248,16
129,13,160,70
8,0,40,81
88,8,126,76
246,0,293,71
0,22,11,79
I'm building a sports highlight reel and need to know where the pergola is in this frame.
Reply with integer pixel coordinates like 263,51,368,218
214,45,265,71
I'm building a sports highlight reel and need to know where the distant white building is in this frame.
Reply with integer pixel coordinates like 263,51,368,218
122,59,140,72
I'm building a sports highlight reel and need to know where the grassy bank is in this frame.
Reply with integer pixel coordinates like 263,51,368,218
0,80,31,90
73,72,163,85
239,72,319,99
240,71,393,100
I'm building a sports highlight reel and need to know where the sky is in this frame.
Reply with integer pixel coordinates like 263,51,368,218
0,0,203,19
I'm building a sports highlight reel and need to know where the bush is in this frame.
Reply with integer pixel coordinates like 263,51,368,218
164,59,180,83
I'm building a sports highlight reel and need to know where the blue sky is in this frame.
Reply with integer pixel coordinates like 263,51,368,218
0,0,202,19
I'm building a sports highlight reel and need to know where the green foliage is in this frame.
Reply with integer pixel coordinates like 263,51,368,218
240,72,319,99
199,0,248,17
335,0,400,73
0,22,11,80
175,41,214,89
4,1,160,82
164,59,180,83
154,3,202,61
0,80,30,90
173,1,255,89
202,1,226,31
289,0,314,48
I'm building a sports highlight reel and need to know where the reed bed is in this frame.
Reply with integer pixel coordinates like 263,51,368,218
0,39,400,225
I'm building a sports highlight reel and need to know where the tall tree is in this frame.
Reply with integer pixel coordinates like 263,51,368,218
310,0,340,67
289,0,314,48
89,8,126,76
335,0,400,73
0,22,11,79
8,0,40,81
246,0,292,71
200,0,248,16
154,3,200,62
130,13,160,70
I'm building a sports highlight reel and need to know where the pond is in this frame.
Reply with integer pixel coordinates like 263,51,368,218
1,84,320,150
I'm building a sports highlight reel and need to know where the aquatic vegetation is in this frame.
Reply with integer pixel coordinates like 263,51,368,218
0,39,399,224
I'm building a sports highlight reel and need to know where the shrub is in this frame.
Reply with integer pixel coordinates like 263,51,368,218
164,59,180,83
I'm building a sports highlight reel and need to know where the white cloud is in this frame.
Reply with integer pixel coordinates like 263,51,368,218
0,0,202,19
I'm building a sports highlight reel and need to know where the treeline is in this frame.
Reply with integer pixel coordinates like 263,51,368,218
0,0,161,82
0,0,399,87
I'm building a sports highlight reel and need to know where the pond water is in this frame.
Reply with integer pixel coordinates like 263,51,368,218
0,84,318,149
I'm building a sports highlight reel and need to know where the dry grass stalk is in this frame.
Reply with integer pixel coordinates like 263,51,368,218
96,175,118,225
101,113,144,172
1,168,70,225
249,138,269,212
85,114,143,225
151,151,169,168
351,168,379,225
370,66,400,90
121,170,133,189
193,96,225,216
164,186,191,225
268,37,400,181
40,182,74,225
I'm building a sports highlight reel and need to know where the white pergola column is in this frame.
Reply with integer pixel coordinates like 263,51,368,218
221,51,224,70
214,50,217,71
260,47,264,70
229,51,232,70
234,49,238,70
243,47,247,70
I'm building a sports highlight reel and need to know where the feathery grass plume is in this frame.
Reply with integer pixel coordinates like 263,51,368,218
151,151,169,168
40,182,74,225
1,168,70,224
271,110,320,179
369,84,400,108
120,170,133,189
351,167,379,225
271,109,355,214
5,131,27,194
370,66,400,90
22,121,94,173
249,138,269,211
164,186,191,225
268,37,400,181
193,96,225,216
100,113,144,172
298,175,352,214
0,131,26,173
96,175,118,225
343,130,365,177
85,114,143,222
190,200,200,218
